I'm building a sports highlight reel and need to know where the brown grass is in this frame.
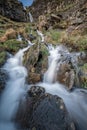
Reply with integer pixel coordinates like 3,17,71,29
5,28,17,39
0,28,17,42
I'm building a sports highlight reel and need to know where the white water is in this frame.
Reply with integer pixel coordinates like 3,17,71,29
40,45,87,130
17,34,22,41
27,40,35,46
0,42,87,130
0,46,30,130
37,30,44,43
29,12,34,23
43,45,64,83
37,82,87,130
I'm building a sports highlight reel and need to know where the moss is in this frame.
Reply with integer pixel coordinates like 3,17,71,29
61,31,87,51
1,39,27,53
79,63,87,88
45,29,62,44
41,45,48,56
0,29,5,36
81,63,87,72
0,51,6,66
77,36,87,51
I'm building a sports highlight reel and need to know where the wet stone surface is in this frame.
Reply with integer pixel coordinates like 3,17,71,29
16,86,76,130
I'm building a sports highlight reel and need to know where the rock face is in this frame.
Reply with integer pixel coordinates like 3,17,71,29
29,0,87,29
0,0,28,22
16,86,76,130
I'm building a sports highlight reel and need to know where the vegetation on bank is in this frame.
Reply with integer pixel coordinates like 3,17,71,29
45,29,87,51
0,51,6,66
0,15,29,66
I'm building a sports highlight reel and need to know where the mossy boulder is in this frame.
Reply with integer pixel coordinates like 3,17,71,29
23,43,48,83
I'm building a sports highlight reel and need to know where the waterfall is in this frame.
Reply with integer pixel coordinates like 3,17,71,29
29,12,34,23
37,30,44,43
17,34,22,42
43,45,62,83
0,46,30,130
0,40,87,130
37,82,87,130
38,44,87,130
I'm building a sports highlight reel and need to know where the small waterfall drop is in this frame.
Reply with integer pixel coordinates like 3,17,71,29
29,12,34,23
0,46,29,130
43,45,61,83
17,34,22,41
37,30,44,43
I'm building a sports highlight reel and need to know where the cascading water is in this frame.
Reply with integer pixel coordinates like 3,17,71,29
29,12,34,23
0,46,30,130
17,34,22,42
0,28,87,130
37,44,87,130
37,30,45,43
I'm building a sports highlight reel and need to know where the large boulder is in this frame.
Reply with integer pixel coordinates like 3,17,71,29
16,86,76,130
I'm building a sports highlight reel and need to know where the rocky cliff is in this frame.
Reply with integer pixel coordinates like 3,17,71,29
29,0,87,29
0,0,28,22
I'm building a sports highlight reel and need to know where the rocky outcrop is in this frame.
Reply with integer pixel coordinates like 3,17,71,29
29,0,87,29
16,86,76,130
23,44,48,84
0,0,28,22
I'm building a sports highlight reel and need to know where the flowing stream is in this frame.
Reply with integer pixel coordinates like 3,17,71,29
0,38,87,130
38,44,87,130
0,46,30,130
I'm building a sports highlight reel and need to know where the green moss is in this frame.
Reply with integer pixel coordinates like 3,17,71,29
45,29,62,44
0,29,5,36
80,63,87,88
0,51,6,65
81,63,87,72
1,39,27,53
77,37,87,51
41,45,48,56
61,33,87,51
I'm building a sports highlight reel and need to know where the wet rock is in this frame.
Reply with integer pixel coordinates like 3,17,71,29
16,86,76,130
57,62,75,90
28,86,45,97
0,69,8,93
28,34,36,41
28,72,41,84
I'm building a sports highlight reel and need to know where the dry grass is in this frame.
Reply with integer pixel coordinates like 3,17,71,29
0,28,17,43
5,28,17,39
